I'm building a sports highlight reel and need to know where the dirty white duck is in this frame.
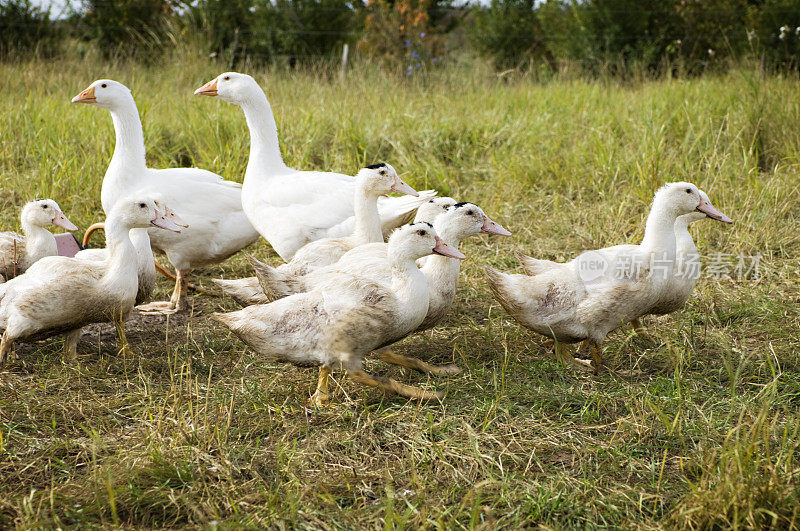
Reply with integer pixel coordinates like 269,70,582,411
516,190,728,337
72,79,259,313
0,198,182,364
0,199,78,283
77,202,188,306
254,202,510,331
486,183,732,372
194,72,435,261
213,223,465,406
212,162,418,303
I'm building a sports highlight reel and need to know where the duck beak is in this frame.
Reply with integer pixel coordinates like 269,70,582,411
481,214,512,236
166,208,189,228
390,177,419,197
432,236,466,260
151,209,182,233
194,78,218,97
696,199,733,224
72,85,96,104
52,210,78,231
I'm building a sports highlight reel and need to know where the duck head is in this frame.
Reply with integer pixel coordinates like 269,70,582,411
414,197,458,223
655,182,733,223
72,79,132,110
110,198,183,233
22,199,78,231
388,222,466,263
435,202,512,241
358,163,418,197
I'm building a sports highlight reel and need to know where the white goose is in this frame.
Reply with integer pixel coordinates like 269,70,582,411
0,198,181,364
0,199,78,282
486,183,733,371
213,223,464,406
213,162,418,304
72,80,260,313
194,72,436,261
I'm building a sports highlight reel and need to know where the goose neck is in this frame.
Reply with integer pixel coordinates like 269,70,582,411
102,217,138,282
107,99,147,174
240,91,287,178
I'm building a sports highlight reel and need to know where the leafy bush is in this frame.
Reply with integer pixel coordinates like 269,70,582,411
78,0,177,58
0,0,61,57
468,0,557,71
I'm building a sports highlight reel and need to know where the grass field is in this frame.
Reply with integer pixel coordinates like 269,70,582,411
1,56,799,528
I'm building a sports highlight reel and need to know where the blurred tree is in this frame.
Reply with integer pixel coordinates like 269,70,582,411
79,0,180,57
748,0,800,70
0,0,60,57
469,0,557,71
360,0,454,71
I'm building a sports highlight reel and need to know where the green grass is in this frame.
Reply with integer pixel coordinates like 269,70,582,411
1,55,799,528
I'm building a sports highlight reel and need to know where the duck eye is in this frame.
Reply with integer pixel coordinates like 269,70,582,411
467,210,474,215
224,76,230,81
685,188,692,194
139,202,146,208
101,83,107,88
419,230,426,236
42,204,48,209
380,170,386,176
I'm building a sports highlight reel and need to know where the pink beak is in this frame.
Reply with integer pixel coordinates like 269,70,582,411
390,178,419,197
432,236,466,260
52,210,78,232
166,208,189,228
696,199,733,224
151,209,182,233
481,214,511,236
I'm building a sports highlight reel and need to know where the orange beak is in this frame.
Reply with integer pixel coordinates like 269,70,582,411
72,85,96,104
194,78,218,97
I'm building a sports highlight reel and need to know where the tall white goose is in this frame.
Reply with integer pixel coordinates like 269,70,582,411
0,198,181,364
486,183,733,372
194,72,436,261
0,199,77,282
72,80,260,313
213,223,464,406
212,162,418,303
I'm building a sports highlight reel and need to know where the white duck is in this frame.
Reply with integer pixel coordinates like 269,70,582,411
77,202,188,306
254,203,511,328
212,162,418,304
213,223,465,406
0,198,182,364
516,190,725,336
0,199,78,282
486,183,732,372
194,72,436,261
72,79,260,313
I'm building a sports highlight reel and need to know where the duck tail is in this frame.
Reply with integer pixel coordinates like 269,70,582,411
247,255,298,302
378,190,438,238
515,252,561,276
212,277,270,306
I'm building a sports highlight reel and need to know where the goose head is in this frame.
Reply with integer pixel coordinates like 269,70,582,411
435,202,512,241
22,199,78,231
72,79,132,110
110,198,183,233
358,163,418,197
388,223,466,264
655,182,733,223
414,197,458,223
194,72,259,105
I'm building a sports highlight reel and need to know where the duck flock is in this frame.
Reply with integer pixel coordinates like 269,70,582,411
0,72,733,405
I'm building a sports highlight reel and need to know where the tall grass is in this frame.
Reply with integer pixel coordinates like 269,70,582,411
0,56,799,527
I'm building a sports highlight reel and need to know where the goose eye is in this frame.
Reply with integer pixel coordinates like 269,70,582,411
380,170,386,176
466,210,474,215
685,188,692,194
139,202,146,208
224,76,230,81
418,230,427,236
42,204,48,209
101,83,107,88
